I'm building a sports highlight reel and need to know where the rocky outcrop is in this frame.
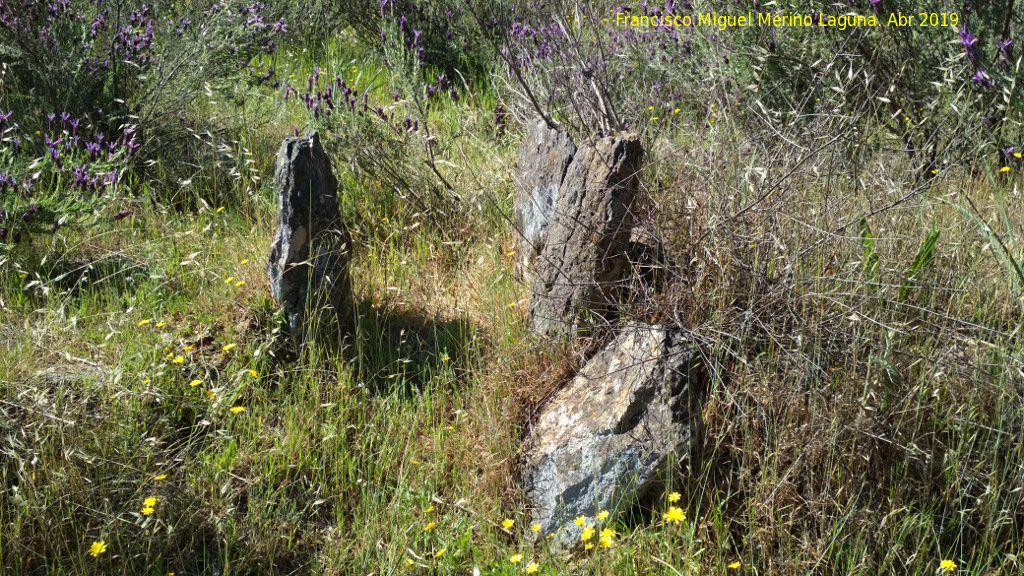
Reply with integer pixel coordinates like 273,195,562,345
513,119,577,280
522,324,705,551
267,131,352,348
528,132,643,338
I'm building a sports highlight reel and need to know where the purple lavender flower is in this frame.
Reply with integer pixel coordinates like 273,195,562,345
272,18,287,33
960,29,980,68
73,165,89,189
997,38,1013,70
972,69,994,88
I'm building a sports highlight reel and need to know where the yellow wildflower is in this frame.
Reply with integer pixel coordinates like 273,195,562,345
668,492,681,503
580,525,594,542
235,281,245,287
183,346,194,352
156,322,166,328
424,506,434,514
1000,166,1010,173
433,547,446,559
141,505,155,515
222,343,236,352
424,522,436,531
172,356,185,364
216,206,225,213
189,379,202,388
229,406,245,414
153,475,167,481
663,506,685,525
224,277,234,284
573,516,586,526
599,535,613,548
88,540,107,557
138,319,151,327
502,518,514,530
526,562,540,574
510,553,523,564
1014,152,1022,159
441,355,450,363
596,510,609,521
584,543,594,550
144,497,158,507
939,560,956,573
240,259,249,265
530,523,541,533
728,561,742,569
247,370,258,377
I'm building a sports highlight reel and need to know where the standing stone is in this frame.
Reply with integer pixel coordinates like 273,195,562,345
513,119,577,280
267,131,352,348
528,132,643,337
522,324,705,552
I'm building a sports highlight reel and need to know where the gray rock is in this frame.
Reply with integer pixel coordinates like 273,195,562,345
35,362,108,386
522,324,704,551
528,132,643,337
513,119,577,280
267,131,352,348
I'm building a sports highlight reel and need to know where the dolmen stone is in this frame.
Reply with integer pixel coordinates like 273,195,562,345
513,119,577,281
526,130,643,337
267,131,352,348
522,324,705,552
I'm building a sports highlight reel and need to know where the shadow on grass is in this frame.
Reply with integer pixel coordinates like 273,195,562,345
254,296,479,399
346,298,478,397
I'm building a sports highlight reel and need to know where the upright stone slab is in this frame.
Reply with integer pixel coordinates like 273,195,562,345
528,132,643,337
513,119,577,280
522,324,705,552
267,131,352,348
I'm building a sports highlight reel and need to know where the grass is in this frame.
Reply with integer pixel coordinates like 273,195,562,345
3,28,1024,576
